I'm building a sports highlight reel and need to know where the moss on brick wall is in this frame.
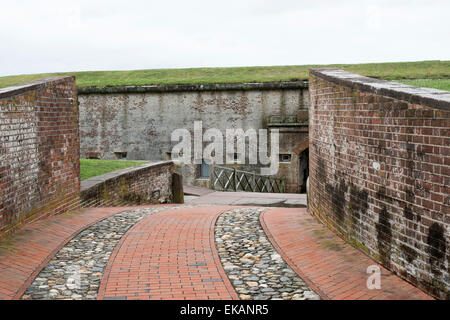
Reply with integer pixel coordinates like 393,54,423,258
308,68,450,300
80,162,175,206
0,77,80,238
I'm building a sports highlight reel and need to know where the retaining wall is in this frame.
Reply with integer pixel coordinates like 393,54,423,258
0,77,79,237
308,68,450,299
80,161,175,206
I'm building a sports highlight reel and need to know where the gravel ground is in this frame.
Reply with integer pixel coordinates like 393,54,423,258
21,205,320,300
215,207,320,300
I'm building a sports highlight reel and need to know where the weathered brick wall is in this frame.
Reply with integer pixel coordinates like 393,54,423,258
308,68,449,299
0,77,80,237
80,161,174,206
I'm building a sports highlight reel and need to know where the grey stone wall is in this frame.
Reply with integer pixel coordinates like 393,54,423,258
78,82,309,191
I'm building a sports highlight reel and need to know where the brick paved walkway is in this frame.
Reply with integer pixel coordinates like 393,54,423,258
0,205,163,300
0,203,434,300
260,208,433,300
98,206,238,300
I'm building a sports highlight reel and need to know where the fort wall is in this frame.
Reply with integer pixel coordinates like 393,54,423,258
78,82,310,192
308,68,450,299
0,77,79,237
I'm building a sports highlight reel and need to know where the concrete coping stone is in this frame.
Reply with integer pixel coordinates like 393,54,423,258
310,68,450,111
0,76,75,99
267,122,308,127
80,161,173,192
77,81,309,94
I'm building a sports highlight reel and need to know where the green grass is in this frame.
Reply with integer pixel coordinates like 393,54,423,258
0,60,449,89
80,159,148,181
396,79,450,91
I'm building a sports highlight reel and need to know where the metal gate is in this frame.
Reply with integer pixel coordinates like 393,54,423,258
209,165,285,193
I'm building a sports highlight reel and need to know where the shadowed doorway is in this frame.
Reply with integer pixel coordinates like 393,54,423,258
298,148,309,193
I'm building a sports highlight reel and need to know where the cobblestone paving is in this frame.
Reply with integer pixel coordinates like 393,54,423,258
21,206,194,300
215,207,320,300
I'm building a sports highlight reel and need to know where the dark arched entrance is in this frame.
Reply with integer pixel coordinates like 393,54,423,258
298,148,309,193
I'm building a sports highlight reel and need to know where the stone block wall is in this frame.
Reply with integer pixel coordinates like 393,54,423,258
77,82,309,191
308,68,449,299
0,77,79,237
80,161,174,206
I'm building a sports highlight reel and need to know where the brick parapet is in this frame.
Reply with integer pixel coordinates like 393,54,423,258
80,161,175,205
0,76,80,237
308,68,449,299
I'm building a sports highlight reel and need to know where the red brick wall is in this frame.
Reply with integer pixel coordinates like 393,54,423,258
0,77,80,237
308,68,449,299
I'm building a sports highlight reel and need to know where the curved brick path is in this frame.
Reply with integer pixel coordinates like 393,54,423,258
260,208,433,300
0,205,167,300
0,203,434,300
98,206,238,300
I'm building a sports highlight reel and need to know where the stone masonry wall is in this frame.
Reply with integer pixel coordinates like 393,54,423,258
0,77,79,237
308,68,450,299
80,161,174,206
78,82,309,191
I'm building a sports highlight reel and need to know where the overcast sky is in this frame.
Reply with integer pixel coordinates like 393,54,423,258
1,0,449,76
